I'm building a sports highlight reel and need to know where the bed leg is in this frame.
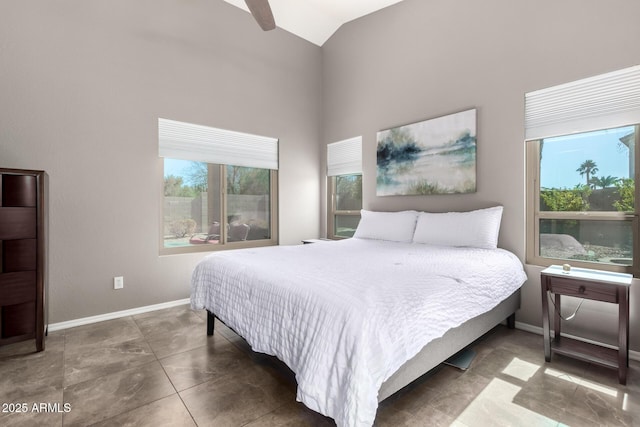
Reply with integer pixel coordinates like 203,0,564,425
207,310,215,336
507,313,516,329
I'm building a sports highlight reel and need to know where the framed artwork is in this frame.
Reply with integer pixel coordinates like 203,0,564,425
376,108,477,196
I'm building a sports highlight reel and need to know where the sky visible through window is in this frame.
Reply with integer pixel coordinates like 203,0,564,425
164,158,197,181
540,126,634,189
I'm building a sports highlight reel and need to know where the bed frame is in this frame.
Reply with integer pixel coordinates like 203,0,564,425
205,288,520,404
378,288,519,401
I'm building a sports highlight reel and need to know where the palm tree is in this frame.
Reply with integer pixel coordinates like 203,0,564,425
576,160,598,187
590,175,619,189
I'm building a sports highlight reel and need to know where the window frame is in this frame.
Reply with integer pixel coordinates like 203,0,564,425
525,126,640,277
159,160,278,255
327,174,362,240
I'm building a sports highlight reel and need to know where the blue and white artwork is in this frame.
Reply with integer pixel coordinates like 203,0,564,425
376,109,477,196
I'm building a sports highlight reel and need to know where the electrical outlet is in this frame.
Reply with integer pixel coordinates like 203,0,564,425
114,276,124,290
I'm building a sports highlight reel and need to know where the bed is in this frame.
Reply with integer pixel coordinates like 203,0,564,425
190,207,527,427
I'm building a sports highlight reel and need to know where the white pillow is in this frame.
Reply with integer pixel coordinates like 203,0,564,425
412,206,503,249
353,209,418,242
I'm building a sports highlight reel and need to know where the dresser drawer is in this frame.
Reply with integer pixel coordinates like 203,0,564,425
1,174,37,207
0,271,36,305
1,301,36,338
0,207,37,239
2,239,37,272
544,274,618,303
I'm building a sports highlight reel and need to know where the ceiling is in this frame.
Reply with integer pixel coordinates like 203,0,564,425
223,0,406,46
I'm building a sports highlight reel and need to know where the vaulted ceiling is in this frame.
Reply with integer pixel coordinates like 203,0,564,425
223,0,406,46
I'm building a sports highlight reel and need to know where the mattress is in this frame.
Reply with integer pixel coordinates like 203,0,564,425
191,238,527,427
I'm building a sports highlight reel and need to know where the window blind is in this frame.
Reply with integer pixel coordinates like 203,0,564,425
327,136,362,176
525,64,640,141
158,118,279,170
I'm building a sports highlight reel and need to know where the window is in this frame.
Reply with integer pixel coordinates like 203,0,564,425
159,119,278,254
527,126,638,272
329,174,362,238
525,65,640,275
327,137,362,239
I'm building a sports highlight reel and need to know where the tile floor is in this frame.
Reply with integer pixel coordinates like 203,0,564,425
0,304,638,426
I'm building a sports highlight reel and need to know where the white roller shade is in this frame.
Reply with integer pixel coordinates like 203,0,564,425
159,118,279,170
525,64,640,141
327,136,362,176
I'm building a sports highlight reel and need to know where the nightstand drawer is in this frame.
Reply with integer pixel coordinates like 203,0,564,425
545,275,618,303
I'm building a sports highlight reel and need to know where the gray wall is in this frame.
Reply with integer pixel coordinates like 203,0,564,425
0,0,322,323
322,0,640,351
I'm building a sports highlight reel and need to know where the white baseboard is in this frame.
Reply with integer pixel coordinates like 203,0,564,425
47,298,190,332
515,321,640,362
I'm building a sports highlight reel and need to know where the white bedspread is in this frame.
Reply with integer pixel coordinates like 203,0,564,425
190,238,526,427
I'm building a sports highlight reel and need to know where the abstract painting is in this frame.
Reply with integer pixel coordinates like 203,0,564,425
376,108,477,196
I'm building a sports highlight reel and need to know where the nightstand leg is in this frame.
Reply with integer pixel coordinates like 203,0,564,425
541,280,551,362
618,287,629,385
553,293,562,343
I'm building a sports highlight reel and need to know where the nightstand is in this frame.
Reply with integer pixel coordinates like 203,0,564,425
541,265,632,384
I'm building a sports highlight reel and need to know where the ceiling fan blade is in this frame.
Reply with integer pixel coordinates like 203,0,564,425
245,0,276,31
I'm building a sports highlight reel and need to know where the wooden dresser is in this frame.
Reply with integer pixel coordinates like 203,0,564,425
0,168,47,351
